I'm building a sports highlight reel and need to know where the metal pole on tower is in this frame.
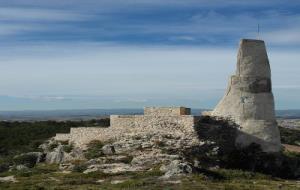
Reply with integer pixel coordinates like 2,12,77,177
257,24,260,40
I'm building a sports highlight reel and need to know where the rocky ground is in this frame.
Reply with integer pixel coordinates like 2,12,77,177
1,117,300,189
43,129,201,179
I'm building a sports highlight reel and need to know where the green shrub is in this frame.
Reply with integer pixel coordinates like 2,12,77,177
122,155,134,164
60,140,69,145
194,116,300,179
279,126,300,145
72,160,87,173
0,158,10,173
49,142,59,150
0,163,9,173
13,154,37,168
220,143,300,179
0,119,110,160
15,170,33,177
63,144,73,153
84,140,104,159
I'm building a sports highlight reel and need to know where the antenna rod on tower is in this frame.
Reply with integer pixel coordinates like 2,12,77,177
257,24,260,40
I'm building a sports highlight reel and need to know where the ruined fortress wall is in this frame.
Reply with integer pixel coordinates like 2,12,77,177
55,128,114,147
110,115,196,133
59,114,196,147
54,133,70,142
54,107,198,147
69,128,113,147
110,115,139,128
144,107,191,116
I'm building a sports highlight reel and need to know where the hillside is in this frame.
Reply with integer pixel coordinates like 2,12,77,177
1,117,300,189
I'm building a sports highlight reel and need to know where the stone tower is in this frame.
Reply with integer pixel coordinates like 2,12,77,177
210,39,281,152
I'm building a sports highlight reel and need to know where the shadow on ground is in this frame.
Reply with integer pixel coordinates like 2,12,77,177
185,116,300,179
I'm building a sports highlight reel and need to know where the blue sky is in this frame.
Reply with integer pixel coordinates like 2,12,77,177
0,0,300,111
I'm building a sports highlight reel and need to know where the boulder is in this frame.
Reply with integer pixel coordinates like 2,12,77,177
160,160,193,179
13,152,44,168
0,176,18,183
45,145,64,164
15,164,29,171
131,153,180,169
84,163,142,174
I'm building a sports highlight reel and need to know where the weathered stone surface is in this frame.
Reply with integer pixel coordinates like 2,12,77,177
102,145,116,155
0,176,18,183
54,133,70,142
45,145,64,164
111,180,126,184
144,107,191,116
59,163,74,171
84,163,142,174
55,107,198,148
210,39,281,152
15,165,29,171
131,153,180,169
15,152,45,164
160,160,193,179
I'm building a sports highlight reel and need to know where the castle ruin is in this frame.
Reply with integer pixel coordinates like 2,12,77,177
55,107,199,147
55,39,281,153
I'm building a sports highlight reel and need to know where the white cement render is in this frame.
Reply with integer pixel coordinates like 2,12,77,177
210,39,281,152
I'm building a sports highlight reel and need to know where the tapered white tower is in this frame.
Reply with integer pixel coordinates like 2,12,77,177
211,39,281,152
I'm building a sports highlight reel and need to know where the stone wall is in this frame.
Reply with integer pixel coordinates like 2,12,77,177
54,107,198,148
69,128,112,147
144,107,191,116
110,115,196,133
54,133,70,142
60,115,197,148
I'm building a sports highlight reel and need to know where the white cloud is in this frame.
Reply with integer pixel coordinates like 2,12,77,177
0,42,298,109
263,28,300,45
0,42,236,97
0,7,91,22
3,0,299,10
0,7,92,36
0,23,43,35
169,36,196,42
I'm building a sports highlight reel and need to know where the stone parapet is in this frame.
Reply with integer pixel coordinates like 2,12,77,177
144,107,191,116
110,115,196,133
54,107,198,148
54,133,70,142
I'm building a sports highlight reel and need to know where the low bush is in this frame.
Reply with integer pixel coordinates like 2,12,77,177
0,119,110,159
72,160,88,173
195,116,300,179
84,140,104,159
13,154,38,168
122,155,134,164
220,143,300,179
279,126,300,145
49,142,59,150
60,140,69,145
0,163,9,173
63,144,73,153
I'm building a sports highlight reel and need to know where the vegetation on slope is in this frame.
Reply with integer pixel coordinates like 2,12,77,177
0,119,109,159
279,126,300,145
1,118,300,189
195,116,300,179
0,163,299,190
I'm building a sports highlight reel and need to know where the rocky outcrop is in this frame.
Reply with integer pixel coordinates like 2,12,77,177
45,145,65,164
209,39,281,152
160,160,193,179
